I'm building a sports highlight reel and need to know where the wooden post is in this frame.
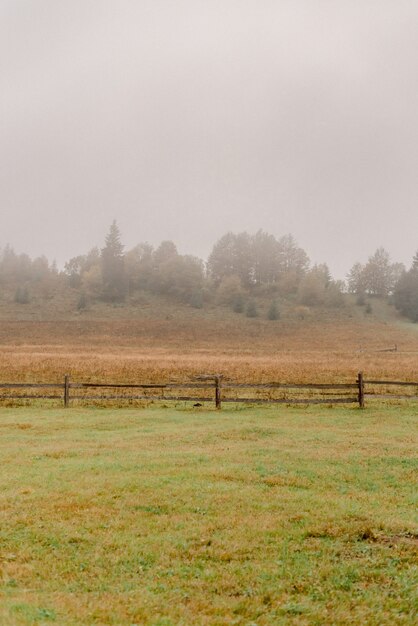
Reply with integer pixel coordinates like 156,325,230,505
215,376,222,410
357,371,365,409
64,374,70,408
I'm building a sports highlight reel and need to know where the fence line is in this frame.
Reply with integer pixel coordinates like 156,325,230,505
0,372,417,409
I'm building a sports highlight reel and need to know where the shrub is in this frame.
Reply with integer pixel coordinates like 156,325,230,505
77,293,87,311
189,289,203,309
267,300,280,320
232,294,245,313
293,305,311,320
246,300,258,318
14,286,30,304
356,292,366,306
216,275,245,306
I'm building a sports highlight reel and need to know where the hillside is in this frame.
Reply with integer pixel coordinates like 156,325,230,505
1,292,418,385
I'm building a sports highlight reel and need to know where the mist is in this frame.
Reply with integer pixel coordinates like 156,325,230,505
1,0,418,278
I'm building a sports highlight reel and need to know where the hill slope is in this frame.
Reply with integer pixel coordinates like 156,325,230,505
1,294,418,384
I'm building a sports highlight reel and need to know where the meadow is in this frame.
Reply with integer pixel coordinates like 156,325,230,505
0,303,417,624
1,298,418,387
0,404,416,625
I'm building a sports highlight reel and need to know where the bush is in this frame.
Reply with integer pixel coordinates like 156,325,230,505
232,294,244,313
267,300,280,320
216,275,245,306
324,281,345,308
293,305,311,320
246,300,258,318
14,286,30,304
297,273,325,306
77,293,87,311
356,292,366,306
189,289,203,309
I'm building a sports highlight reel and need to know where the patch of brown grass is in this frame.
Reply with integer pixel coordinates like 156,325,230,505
1,314,418,386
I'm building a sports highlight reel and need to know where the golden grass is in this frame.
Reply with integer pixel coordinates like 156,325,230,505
1,314,418,385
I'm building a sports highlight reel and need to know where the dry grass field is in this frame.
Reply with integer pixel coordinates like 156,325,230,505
1,301,418,387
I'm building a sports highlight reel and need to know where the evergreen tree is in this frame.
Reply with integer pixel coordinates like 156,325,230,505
14,286,30,304
246,300,258,318
267,300,280,320
189,289,203,309
77,292,87,311
101,221,127,302
232,293,245,313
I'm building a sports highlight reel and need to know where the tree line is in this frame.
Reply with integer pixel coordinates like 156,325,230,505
65,224,347,311
1,222,417,321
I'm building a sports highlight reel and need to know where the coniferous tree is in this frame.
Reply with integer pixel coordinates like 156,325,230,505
246,300,258,318
101,221,127,302
14,286,30,304
77,292,87,311
267,300,280,320
189,289,204,309
232,293,245,313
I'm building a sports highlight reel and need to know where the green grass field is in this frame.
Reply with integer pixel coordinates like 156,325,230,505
0,405,416,625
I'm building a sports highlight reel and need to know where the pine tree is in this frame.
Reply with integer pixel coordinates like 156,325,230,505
77,292,87,311
101,221,127,302
232,293,244,313
246,300,258,318
267,300,280,320
14,286,30,304
189,289,203,309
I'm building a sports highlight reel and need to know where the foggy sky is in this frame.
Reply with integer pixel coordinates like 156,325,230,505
1,0,418,278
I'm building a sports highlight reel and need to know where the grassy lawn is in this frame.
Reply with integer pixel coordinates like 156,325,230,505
0,405,416,625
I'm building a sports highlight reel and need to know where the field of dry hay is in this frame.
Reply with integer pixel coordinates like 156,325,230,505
1,312,418,385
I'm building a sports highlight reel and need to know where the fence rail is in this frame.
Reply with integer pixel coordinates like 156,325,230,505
363,377,418,402
0,372,417,409
364,379,418,387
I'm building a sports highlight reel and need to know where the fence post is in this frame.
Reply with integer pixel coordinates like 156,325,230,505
64,374,70,408
357,371,365,409
215,375,222,409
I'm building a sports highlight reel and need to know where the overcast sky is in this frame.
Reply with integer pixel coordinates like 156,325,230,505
1,0,418,278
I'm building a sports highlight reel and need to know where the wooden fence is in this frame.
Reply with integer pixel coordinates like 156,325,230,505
0,372,417,409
